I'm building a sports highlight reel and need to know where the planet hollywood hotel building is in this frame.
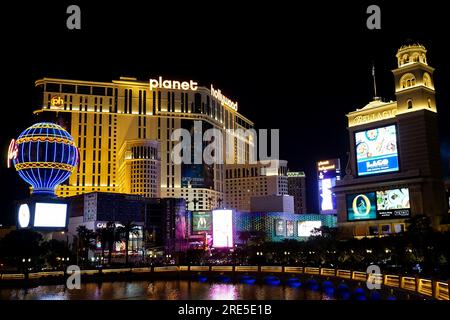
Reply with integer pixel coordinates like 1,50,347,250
334,44,447,237
33,76,253,211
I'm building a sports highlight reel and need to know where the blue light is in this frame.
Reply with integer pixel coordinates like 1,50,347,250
13,123,78,196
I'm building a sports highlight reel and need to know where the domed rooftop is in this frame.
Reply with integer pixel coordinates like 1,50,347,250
12,122,78,196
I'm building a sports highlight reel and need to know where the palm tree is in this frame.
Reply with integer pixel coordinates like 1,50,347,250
217,198,223,209
96,222,120,266
192,198,199,211
117,221,141,265
76,226,96,267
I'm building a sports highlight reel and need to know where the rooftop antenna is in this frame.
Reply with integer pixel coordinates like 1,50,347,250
372,61,380,101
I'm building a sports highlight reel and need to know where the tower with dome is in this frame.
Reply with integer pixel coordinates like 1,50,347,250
334,43,446,237
9,122,78,231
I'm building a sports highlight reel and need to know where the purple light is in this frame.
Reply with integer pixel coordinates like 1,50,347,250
212,209,233,248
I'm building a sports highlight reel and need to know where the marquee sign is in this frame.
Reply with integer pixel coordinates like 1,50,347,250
7,139,18,168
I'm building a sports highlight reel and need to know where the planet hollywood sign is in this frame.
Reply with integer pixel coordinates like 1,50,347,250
148,76,238,111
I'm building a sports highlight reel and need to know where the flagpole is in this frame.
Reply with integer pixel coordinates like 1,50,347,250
372,62,378,99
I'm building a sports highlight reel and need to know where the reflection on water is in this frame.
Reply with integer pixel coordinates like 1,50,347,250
0,280,334,300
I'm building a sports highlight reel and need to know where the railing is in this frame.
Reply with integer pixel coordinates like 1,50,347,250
1,266,448,300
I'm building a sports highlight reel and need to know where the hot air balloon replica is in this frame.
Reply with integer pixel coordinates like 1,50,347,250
8,122,78,231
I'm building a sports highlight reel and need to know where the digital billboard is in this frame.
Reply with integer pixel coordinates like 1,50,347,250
317,159,341,214
192,211,212,233
347,192,377,221
212,209,233,248
286,220,294,237
181,120,214,189
355,125,399,176
274,219,285,236
376,188,411,219
33,202,68,228
298,221,322,237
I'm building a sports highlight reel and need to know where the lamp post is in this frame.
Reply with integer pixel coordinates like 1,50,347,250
22,257,31,281
61,231,79,266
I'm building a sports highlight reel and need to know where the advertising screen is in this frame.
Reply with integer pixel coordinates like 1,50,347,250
180,120,214,188
192,211,212,233
347,192,377,221
274,219,285,236
33,202,68,228
317,159,341,214
212,209,233,248
298,221,322,237
286,220,294,237
355,125,399,176
376,188,411,219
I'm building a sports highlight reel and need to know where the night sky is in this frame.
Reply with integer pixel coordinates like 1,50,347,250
0,1,449,225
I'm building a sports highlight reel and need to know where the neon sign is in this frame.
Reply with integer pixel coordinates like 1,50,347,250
7,139,18,168
149,76,198,91
210,85,238,111
50,96,64,107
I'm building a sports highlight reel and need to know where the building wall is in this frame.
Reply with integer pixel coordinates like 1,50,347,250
334,44,446,237
235,212,336,242
287,172,307,213
250,195,294,214
224,160,288,211
34,77,254,211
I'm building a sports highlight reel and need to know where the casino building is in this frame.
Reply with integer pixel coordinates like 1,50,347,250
334,44,447,237
33,76,253,211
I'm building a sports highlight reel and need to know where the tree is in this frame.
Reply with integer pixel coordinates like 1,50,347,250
96,222,121,265
42,239,69,268
76,226,96,266
0,229,44,268
117,221,140,265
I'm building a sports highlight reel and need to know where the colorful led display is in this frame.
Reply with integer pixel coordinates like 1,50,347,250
286,220,294,237
274,219,285,236
355,124,399,176
317,159,341,214
212,209,233,248
33,202,68,228
192,211,212,233
376,188,411,219
298,221,322,237
347,192,377,221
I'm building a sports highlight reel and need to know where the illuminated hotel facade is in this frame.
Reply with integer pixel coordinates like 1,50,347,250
334,44,447,237
224,160,289,212
33,76,253,211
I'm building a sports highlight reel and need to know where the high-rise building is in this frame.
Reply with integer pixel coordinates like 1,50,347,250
287,171,307,213
334,44,447,237
224,160,289,212
33,77,254,211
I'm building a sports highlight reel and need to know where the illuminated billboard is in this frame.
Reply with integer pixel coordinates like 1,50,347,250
286,220,294,237
274,219,285,236
33,203,68,228
355,125,399,176
317,159,341,214
212,209,233,248
376,188,411,219
298,221,322,237
347,192,377,221
181,120,214,188
192,211,212,233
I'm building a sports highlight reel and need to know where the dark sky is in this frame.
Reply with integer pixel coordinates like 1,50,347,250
0,1,449,224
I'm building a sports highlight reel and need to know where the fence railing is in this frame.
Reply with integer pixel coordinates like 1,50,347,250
1,265,448,300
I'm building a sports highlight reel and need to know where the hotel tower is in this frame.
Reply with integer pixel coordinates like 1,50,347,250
33,76,253,211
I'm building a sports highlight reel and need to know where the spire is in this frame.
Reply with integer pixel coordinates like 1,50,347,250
372,61,379,101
